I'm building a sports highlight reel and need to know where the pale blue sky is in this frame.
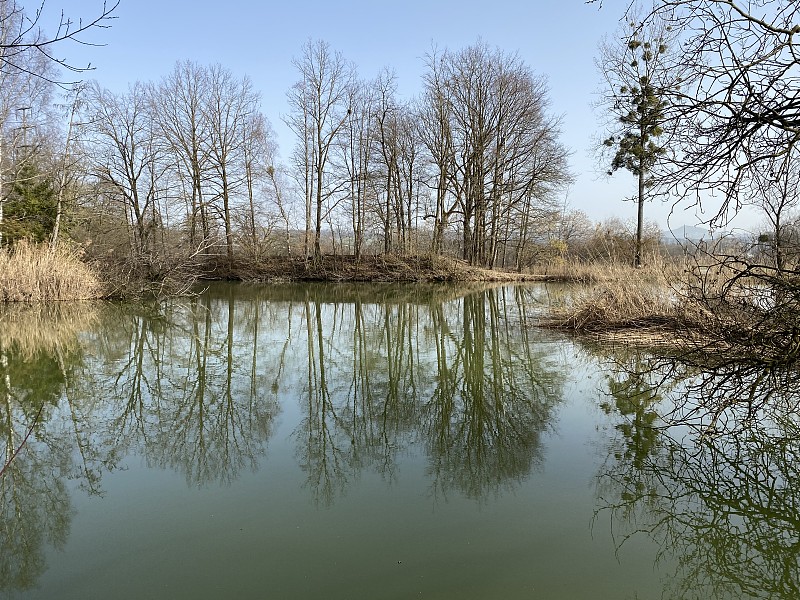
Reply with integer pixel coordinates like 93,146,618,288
51,0,753,230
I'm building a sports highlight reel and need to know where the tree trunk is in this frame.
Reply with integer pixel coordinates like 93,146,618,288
384,167,393,254
221,166,234,267
635,164,645,268
247,162,257,250
51,92,79,253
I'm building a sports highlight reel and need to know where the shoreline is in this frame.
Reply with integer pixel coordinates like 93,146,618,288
208,254,547,284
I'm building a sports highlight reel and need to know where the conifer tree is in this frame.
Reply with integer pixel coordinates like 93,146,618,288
3,161,57,245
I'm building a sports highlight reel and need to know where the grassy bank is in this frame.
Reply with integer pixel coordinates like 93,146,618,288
0,242,104,302
223,253,534,283
539,257,800,366
0,247,539,301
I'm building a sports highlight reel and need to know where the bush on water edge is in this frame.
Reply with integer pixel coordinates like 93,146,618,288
0,242,104,302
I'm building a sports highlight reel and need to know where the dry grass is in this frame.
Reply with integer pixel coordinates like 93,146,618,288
539,254,800,361
0,241,104,302
553,281,679,332
529,255,682,284
541,258,709,336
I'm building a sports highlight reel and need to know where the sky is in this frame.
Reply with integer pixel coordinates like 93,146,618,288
45,0,762,233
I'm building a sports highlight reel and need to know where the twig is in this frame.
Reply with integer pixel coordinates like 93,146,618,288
0,402,46,478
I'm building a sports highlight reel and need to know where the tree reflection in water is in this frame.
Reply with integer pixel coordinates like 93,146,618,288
597,349,800,599
4,284,799,598
0,283,564,594
87,291,280,487
0,305,91,595
0,295,281,595
423,288,560,500
293,285,564,504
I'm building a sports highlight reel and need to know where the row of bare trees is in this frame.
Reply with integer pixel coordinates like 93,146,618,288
17,39,571,276
78,61,276,270
286,40,572,268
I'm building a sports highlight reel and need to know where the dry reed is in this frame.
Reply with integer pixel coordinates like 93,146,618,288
544,259,698,333
531,255,682,284
0,241,104,302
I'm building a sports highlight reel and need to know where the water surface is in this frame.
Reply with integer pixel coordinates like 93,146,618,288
0,283,796,599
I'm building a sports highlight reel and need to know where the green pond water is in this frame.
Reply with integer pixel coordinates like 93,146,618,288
0,282,797,599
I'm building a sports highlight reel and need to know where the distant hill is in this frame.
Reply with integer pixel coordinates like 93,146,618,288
662,224,711,244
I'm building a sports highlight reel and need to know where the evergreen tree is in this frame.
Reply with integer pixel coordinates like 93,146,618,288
2,162,57,246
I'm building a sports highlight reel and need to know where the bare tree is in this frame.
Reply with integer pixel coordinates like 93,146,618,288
266,164,294,257
204,64,260,267
83,81,162,258
745,149,800,272
0,0,119,82
49,83,82,251
285,78,315,259
419,42,572,267
286,40,354,262
627,0,800,224
394,107,423,254
418,49,457,255
340,76,377,259
369,76,424,256
373,70,401,254
240,111,277,258
152,61,213,248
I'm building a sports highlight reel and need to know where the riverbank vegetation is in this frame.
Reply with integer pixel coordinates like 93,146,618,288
0,242,102,301
548,246,800,369
536,0,800,368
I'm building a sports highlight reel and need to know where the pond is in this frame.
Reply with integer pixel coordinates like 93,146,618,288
0,282,797,599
